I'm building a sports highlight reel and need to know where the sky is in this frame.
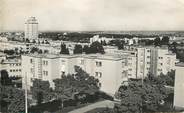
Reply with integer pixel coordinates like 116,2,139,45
1,0,184,31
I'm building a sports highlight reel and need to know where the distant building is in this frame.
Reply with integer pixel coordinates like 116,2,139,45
25,17,38,40
90,35,113,44
0,59,22,77
174,62,184,109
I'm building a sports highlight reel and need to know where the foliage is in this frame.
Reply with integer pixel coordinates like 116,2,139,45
30,47,40,53
115,76,173,113
73,44,83,54
60,43,69,54
154,37,161,46
4,49,15,55
83,45,91,54
53,66,100,101
109,40,125,49
145,71,175,87
31,79,55,104
88,41,105,54
0,85,25,113
0,70,12,86
161,36,169,45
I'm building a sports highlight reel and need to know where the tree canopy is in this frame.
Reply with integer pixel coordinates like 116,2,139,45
115,74,173,113
60,43,69,54
53,66,100,100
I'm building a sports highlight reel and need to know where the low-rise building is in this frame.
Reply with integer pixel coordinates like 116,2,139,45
0,59,22,77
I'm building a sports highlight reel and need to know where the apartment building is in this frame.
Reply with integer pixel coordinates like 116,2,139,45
174,62,184,109
0,59,22,77
77,54,127,95
21,46,176,94
22,53,129,95
21,54,77,90
136,47,176,78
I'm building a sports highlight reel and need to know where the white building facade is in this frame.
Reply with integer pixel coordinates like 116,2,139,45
136,47,176,78
0,59,22,77
25,17,38,40
22,54,129,95
174,62,184,109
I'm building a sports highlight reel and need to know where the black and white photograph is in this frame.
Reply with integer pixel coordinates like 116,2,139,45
0,0,184,113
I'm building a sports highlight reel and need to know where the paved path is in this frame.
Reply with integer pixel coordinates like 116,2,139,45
68,100,115,113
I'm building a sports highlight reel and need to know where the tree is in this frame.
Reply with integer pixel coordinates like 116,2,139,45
83,45,90,54
31,79,54,104
0,70,12,86
4,49,15,55
60,43,69,54
53,66,100,103
32,39,36,43
0,86,26,113
73,44,83,54
115,77,172,113
30,47,39,53
26,38,30,43
89,41,105,54
154,37,161,47
161,36,169,45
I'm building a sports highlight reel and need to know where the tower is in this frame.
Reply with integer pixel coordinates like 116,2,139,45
25,17,38,40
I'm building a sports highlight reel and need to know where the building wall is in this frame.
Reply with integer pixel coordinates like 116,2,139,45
174,64,184,109
22,55,61,89
0,59,22,77
137,47,176,78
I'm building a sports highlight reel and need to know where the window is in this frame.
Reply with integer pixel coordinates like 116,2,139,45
158,69,162,71
147,50,151,52
30,59,33,63
96,61,102,67
147,56,150,58
19,69,21,72
160,63,163,65
61,71,65,75
159,57,163,59
43,71,48,76
128,58,132,60
147,62,150,64
80,60,84,65
43,60,48,66
122,62,125,68
10,69,12,72
61,60,65,63
95,72,102,78
30,68,34,73
122,71,128,78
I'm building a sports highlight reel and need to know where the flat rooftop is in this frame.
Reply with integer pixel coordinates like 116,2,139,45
176,62,184,67
22,53,125,61
2,59,21,64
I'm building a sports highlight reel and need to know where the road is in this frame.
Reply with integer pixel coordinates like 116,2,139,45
68,100,115,113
